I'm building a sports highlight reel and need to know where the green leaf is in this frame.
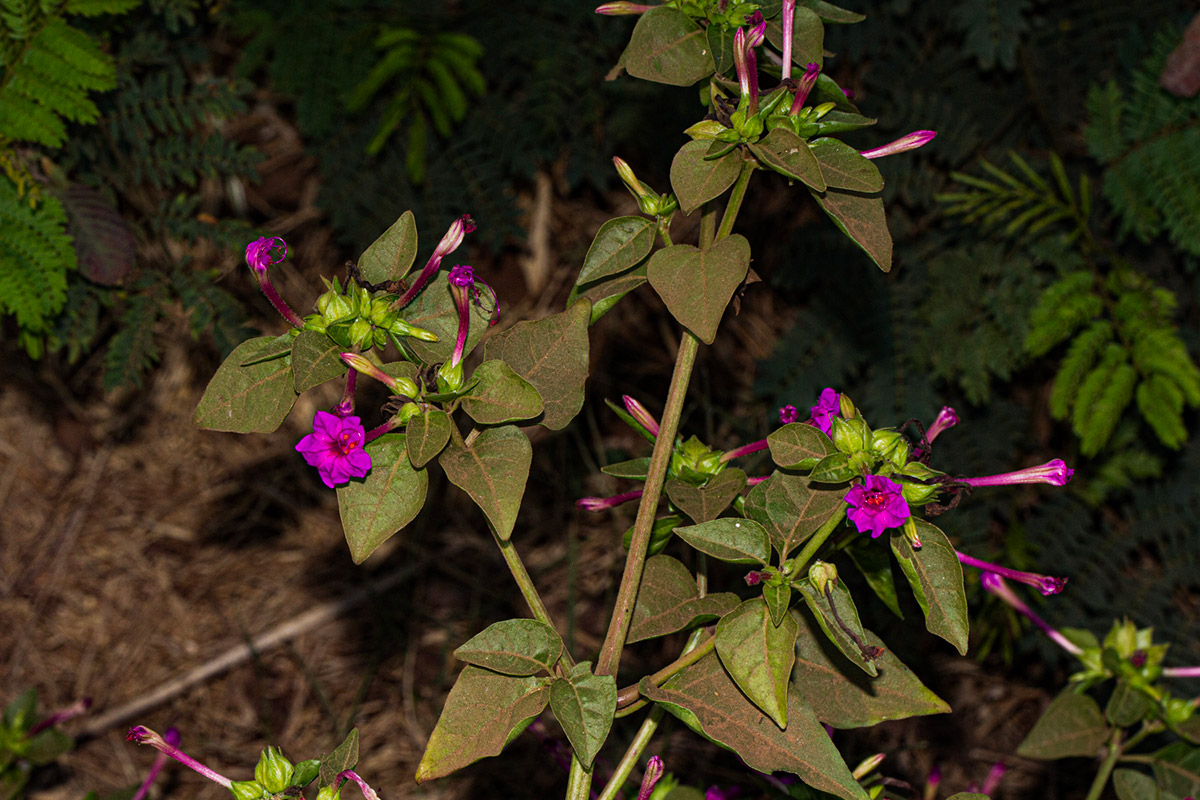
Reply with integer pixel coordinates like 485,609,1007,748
23,729,72,765
402,275,491,364
847,544,903,619
763,582,792,627
1152,742,1200,797
621,7,714,87
319,729,358,788
569,265,648,325
194,336,297,433
0,767,26,800
576,216,656,285
439,426,531,540
743,472,844,560
482,299,591,430
629,555,740,643
4,689,37,729
460,360,544,425
797,0,866,24
666,469,746,523
337,434,428,563
602,457,651,479
797,578,878,676
716,597,797,728
810,138,884,193
890,520,968,654
767,423,833,470
646,235,751,345
793,615,949,728
240,332,295,365
289,759,320,788
707,24,736,74
549,662,617,771
454,618,564,676
812,188,892,272
765,5,824,66
670,140,745,214
809,453,855,483
1106,679,1155,727
1112,769,1161,800
1016,690,1110,760
291,330,347,392
358,210,418,284
674,517,771,565
406,410,452,468
415,666,549,783
642,652,867,800
750,128,826,190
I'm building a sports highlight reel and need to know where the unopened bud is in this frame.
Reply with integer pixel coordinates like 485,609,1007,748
838,394,858,419
315,787,342,800
870,429,910,468
830,416,871,455
254,746,294,795
808,561,838,595
851,753,885,780
230,780,264,800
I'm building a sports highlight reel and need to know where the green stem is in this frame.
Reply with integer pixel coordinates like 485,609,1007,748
614,634,716,713
566,758,592,800
493,529,574,669
1085,729,1123,800
699,202,717,250
597,706,666,800
790,507,847,573
596,331,701,677
715,161,753,242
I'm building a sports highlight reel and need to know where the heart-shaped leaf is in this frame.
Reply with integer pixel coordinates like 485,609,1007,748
797,578,878,676
629,555,740,643
337,433,428,563
549,662,617,771
647,235,750,345
890,520,968,654
810,138,884,193
454,618,564,676
792,615,949,728
461,360,544,425
666,468,746,523
750,128,825,190
241,332,295,365
812,187,892,272
483,299,591,430
577,217,655,285
194,336,297,433
1016,689,1110,760
743,472,844,560
767,423,833,470
675,517,771,565
415,666,549,783
764,5,824,67
406,410,452,468
621,7,714,87
798,0,865,23
358,210,418,284
1112,769,1159,800
670,140,744,214
440,426,531,540
715,597,797,728
707,24,736,74
291,330,347,392
642,652,867,800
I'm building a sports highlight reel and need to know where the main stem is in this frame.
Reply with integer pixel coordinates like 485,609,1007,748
1084,729,1123,800
790,506,847,573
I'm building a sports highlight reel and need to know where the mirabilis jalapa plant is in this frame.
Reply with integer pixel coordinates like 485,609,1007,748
132,1,1114,798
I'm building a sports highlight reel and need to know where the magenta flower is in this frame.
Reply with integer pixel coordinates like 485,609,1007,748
126,726,232,789
808,387,840,435
981,574,1082,655
447,264,499,367
132,727,180,800
732,20,765,115
788,63,820,115
396,215,476,307
779,404,799,424
957,551,1067,596
637,756,665,800
337,770,380,800
780,0,795,79
962,458,1074,488
926,406,959,443
623,395,660,437
844,474,911,538
577,488,643,512
243,236,305,327
27,697,91,736
295,411,372,488
860,130,937,160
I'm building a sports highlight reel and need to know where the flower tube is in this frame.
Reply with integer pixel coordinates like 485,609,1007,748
577,489,644,512
925,406,960,443
126,726,233,789
244,237,305,327
962,459,1074,488
981,574,1083,655
957,551,1067,596
395,215,475,307
788,63,820,115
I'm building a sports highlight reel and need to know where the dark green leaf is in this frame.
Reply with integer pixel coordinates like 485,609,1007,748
647,235,751,345
439,426,531,541
460,360,544,425
716,597,798,728
3,689,37,729
291,330,347,392
406,410,452,468
569,265,648,324
240,332,295,365
811,110,877,136
23,729,72,765
1112,769,1161,800
798,0,866,23
798,578,878,676
337,434,428,563
549,662,616,770
764,6,824,66
415,667,549,783
750,128,826,190
1152,742,1200,797
707,24,736,74
629,555,740,643
670,140,745,214
576,217,655,285
194,336,297,433
809,453,855,483
666,469,746,523
812,188,892,272
1,767,28,800
743,472,844,560
622,7,714,87
482,299,591,430
792,614,949,728
1016,690,1110,760
290,759,320,788
642,652,867,800
890,520,968,654
319,729,359,788
847,544,903,619
358,210,418,284
763,582,792,627
602,457,651,479
767,423,833,470
1106,680,1155,727
454,618,564,676
675,517,771,565
810,138,884,193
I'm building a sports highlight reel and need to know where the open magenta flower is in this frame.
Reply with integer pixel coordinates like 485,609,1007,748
845,474,911,538
962,458,1073,488
295,411,372,488
779,404,799,424
860,130,937,160
808,387,840,435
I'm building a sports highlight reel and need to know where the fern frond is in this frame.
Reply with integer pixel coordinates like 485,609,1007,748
1024,270,1101,356
1072,343,1136,456
950,0,1030,70
0,173,73,331
1049,320,1113,420
102,284,160,390
63,0,140,15
1137,374,1187,449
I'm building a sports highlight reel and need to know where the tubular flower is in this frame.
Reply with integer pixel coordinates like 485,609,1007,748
396,215,475,307
962,458,1074,488
808,387,840,435
720,439,769,463
623,395,661,437
637,756,665,800
733,21,765,116
577,489,643,512
126,726,233,789
956,551,1067,596
594,1,651,13
131,727,180,800
779,404,799,424
981,574,1083,655
295,411,372,488
243,236,305,327
337,770,380,800
860,130,937,160
27,697,91,735
845,474,911,538
925,406,959,443
788,62,820,115
447,264,499,368
780,0,796,79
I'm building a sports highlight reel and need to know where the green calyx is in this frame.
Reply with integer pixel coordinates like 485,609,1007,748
830,416,872,457
230,780,265,800
310,278,435,351
669,435,725,486
254,746,294,795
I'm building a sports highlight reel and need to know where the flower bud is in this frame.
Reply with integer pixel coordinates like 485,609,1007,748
851,753,885,780
807,561,838,595
437,359,465,393
315,787,342,800
369,298,398,328
230,780,264,800
830,416,871,455
348,319,373,349
870,429,910,468
389,317,439,342
254,746,294,795
838,393,858,419
318,287,356,323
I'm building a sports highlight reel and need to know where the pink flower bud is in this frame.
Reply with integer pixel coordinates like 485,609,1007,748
594,1,652,14
962,458,1074,488
860,130,937,160
637,756,665,800
925,406,959,443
